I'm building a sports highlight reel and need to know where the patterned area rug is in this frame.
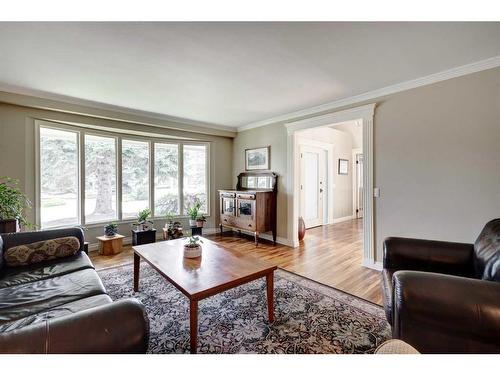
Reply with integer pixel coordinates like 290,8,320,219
99,263,390,354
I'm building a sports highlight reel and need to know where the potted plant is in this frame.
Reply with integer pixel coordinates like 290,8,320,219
164,213,183,240
0,177,32,233
104,222,118,237
187,199,202,227
183,236,203,258
135,208,153,231
196,214,206,228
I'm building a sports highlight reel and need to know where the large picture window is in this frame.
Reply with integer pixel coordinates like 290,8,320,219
39,127,79,228
122,139,150,218
183,144,208,214
154,143,179,216
84,134,117,223
38,122,209,228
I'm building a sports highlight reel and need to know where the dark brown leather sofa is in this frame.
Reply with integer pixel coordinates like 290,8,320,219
0,227,149,353
382,218,500,353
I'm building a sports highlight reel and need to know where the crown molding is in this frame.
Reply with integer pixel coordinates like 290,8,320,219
238,55,500,132
0,84,237,137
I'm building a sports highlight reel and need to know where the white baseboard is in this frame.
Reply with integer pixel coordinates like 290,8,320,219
333,215,354,224
362,259,383,271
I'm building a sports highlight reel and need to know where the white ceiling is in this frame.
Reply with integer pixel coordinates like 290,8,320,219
1,22,500,130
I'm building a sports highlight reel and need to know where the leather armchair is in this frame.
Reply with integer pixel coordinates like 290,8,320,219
382,218,500,353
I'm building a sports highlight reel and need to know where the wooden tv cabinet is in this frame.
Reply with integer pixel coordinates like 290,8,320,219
219,172,277,246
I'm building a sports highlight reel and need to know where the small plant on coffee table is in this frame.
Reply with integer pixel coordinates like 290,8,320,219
186,235,203,248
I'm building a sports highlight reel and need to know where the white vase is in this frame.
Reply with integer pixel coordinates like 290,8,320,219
183,244,202,258
189,219,197,227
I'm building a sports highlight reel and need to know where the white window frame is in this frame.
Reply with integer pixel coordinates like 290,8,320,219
35,120,211,229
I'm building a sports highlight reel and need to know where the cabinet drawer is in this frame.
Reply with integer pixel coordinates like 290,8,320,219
221,215,235,226
236,193,255,200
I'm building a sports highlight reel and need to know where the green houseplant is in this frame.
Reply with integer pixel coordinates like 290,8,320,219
0,177,32,233
164,213,183,240
104,222,118,237
135,208,153,231
187,199,202,227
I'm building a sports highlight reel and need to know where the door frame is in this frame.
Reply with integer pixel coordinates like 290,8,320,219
352,148,363,219
285,103,378,269
298,140,334,228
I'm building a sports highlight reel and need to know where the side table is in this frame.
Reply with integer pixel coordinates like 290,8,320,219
132,229,156,246
97,234,125,255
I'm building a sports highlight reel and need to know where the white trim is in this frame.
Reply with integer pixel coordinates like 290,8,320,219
238,55,500,132
332,215,354,224
0,87,236,136
286,104,375,134
362,260,383,272
286,105,376,264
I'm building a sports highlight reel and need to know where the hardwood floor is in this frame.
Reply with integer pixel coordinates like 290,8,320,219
90,219,382,305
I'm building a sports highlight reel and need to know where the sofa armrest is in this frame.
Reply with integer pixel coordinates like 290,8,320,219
383,237,474,276
392,271,500,353
0,298,149,353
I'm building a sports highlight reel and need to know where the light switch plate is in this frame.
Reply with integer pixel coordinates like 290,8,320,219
374,187,380,197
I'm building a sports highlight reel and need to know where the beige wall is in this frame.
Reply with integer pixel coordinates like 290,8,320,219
296,127,354,220
0,102,233,245
233,67,500,260
232,124,288,240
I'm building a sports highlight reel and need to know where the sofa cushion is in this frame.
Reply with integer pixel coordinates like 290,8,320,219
381,268,395,325
4,236,80,267
0,268,107,324
0,251,94,289
0,227,85,254
474,218,500,279
0,294,112,333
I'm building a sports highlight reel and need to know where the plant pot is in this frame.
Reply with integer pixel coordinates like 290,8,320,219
189,219,197,227
104,227,118,237
183,244,202,258
196,220,205,228
0,219,19,233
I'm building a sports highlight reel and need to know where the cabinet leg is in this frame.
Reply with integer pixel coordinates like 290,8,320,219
272,230,277,246
254,232,259,247
238,230,242,237
219,223,223,237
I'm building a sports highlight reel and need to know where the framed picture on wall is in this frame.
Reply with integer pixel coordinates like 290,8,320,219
338,159,349,175
245,146,270,170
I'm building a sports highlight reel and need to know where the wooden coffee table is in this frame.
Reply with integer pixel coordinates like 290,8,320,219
133,237,277,353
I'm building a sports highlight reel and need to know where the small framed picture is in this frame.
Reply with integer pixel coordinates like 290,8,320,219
245,146,270,171
338,159,349,175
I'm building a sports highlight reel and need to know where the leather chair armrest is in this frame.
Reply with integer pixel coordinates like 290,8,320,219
392,271,500,353
383,237,474,276
0,298,149,353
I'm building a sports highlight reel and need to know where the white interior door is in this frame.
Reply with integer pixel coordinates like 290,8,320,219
356,153,364,218
299,145,325,228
